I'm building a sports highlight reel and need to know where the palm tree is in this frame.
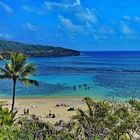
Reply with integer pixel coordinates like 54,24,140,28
0,52,38,112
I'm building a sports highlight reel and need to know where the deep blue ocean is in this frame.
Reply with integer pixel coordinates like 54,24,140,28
1,51,140,101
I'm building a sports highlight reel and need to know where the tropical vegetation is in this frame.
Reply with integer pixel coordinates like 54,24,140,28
0,98,139,139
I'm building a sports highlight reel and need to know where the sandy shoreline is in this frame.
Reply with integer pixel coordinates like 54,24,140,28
0,98,87,123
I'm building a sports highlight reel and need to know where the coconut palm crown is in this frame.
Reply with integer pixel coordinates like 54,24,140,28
0,52,38,112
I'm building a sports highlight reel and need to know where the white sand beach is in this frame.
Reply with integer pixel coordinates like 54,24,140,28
1,98,87,123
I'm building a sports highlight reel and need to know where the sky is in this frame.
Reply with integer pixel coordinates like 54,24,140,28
0,0,140,51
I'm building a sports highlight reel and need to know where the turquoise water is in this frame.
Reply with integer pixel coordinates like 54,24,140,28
1,51,140,100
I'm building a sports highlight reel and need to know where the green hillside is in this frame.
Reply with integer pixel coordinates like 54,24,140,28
0,40,80,57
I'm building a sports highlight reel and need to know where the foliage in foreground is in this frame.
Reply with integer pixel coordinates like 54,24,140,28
74,97,140,140
0,98,140,140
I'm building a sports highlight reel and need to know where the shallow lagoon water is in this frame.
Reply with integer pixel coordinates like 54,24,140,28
0,51,140,100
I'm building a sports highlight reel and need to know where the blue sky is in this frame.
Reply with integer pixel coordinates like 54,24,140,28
0,0,140,51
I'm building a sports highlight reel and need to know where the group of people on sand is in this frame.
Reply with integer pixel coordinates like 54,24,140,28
46,110,56,118
23,108,56,119
23,102,75,120
56,103,75,111
56,103,69,107
73,84,90,91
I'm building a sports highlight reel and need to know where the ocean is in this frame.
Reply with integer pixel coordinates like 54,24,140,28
1,51,140,101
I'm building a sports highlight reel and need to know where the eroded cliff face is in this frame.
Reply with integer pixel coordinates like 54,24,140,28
0,40,80,57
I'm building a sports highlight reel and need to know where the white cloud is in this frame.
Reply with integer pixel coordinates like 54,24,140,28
123,15,132,20
21,5,36,12
44,0,80,10
75,0,81,6
134,16,140,23
76,8,98,23
100,25,114,35
25,22,37,30
56,33,63,38
0,33,14,39
44,2,65,10
0,1,13,13
70,35,75,40
120,23,133,35
21,5,44,15
123,15,140,23
59,15,82,32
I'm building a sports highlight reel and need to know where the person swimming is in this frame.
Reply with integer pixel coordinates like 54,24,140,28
73,85,76,90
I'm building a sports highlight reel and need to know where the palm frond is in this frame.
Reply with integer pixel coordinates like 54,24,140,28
0,55,3,60
19,78,39,87
0,67,12,78
19,63,36,77
84,97,94,117
5,62,14,73
11,52,26,72
0,75,11,79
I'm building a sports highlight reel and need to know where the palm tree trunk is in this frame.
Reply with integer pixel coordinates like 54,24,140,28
11,79,16,112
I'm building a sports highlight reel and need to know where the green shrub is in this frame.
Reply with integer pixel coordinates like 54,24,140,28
0,98,140,140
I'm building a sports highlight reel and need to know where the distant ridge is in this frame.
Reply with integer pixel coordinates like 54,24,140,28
0,40,80,57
